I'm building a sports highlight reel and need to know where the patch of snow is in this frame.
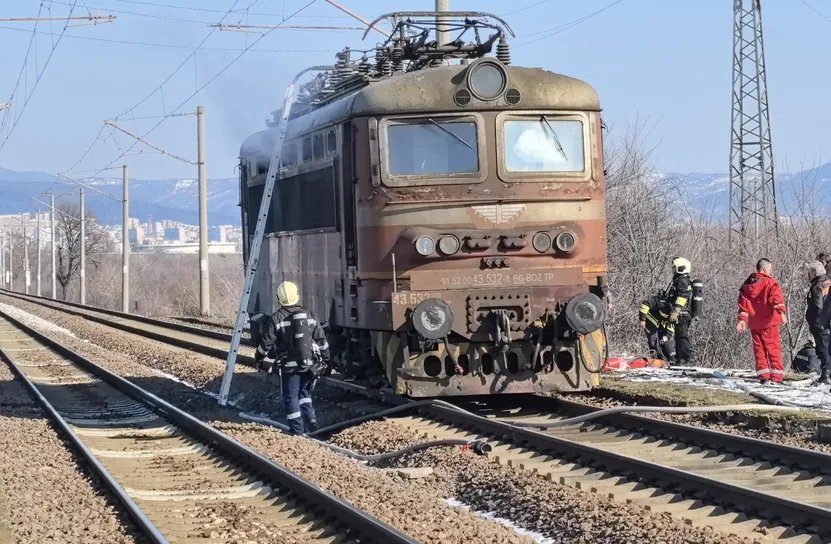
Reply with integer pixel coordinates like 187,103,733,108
0,303,76,337
444,498,556,544
616,366,831,413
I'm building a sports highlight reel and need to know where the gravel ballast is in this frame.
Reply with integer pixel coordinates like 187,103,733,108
2,295,826,542
0,350,138,543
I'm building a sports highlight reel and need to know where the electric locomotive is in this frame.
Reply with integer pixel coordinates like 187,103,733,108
239,12,608,397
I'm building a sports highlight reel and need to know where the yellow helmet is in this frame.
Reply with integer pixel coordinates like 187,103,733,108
672,257,691,275
276,281,300,306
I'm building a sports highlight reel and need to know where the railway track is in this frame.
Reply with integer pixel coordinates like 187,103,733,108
0,289,254,363
318,378,831,543
0,310,416,544
6,289,831,541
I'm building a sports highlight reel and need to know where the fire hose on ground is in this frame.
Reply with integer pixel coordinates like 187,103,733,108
241,397,800,462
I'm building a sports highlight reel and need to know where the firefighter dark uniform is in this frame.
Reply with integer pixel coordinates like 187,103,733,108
806,269,831,384
639,294,676,363
792,341,821,374
666,258,694,365
255,281,330,434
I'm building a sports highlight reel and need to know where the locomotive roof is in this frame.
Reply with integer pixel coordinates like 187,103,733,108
240,64,599,157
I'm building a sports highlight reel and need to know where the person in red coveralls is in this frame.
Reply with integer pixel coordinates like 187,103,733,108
736,258,787,383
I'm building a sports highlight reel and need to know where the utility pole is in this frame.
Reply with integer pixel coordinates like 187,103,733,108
80,189,86,304
435,0,450,46
36,211,41,296
122,165,130,313
729,0,777,249
50,194,56,299
8,230,14,292
0,231,5,288
23,218,29,294
197,105,210,316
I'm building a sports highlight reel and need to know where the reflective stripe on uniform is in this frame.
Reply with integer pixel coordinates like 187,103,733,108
675,296,688,307
257,345,269,355
319,341,329,350
295,333,304,338
640,304,650,314
284,361,298,367
299,398,312,405
756,368,771,375
287,411,302,419
293,313,308,319
770,369,784,375
307,319,316,325
277,321,290,329
795,355,809,361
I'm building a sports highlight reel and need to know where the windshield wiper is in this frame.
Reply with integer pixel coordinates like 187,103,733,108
428,118,473,149
540,116,568,161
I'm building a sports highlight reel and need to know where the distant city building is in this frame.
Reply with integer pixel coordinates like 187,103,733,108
133,242,239,255
129,227,145,245
163,227,185,242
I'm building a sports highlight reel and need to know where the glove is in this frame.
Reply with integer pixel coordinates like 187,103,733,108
736,320,747,333
254,351,265,371
669,310,679,323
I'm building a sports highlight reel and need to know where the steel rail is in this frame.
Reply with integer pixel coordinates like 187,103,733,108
0,346,168,543
521,395,831,474
0,288,246,344
419,402,831,536
0,310,418,544
0,290,255,365
320,377,831,537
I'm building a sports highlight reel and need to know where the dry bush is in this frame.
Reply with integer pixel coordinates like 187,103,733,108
605,124,831,368
85,253,243,318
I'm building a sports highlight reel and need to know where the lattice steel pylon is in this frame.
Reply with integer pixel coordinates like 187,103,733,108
729,0,777,248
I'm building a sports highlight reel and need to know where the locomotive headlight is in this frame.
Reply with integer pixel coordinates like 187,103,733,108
467,60,507,101
414,235,435,256
532,232,552,253
438,235,460,255
555,232,576,253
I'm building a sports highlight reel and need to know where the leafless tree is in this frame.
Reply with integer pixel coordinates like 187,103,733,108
55,202,108,300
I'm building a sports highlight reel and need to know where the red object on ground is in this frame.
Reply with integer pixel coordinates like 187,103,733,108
751,325,784,382
602,357,667,372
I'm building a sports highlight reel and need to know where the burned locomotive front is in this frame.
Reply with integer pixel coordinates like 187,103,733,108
240,12,608,397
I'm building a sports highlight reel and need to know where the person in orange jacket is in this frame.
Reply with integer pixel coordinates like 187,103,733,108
736,258,787,383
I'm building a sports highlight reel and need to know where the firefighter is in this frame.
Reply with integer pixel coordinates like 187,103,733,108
665,257,694,364
818,253,830,275
792,340,821,374
639,294,676,363
806,260,831,385
254,281,331,434
735,258,787,383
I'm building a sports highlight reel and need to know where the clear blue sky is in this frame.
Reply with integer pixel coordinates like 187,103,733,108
0,0,828,181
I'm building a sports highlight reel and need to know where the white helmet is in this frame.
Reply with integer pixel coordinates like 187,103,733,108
672,257,691,275
276,281,300,306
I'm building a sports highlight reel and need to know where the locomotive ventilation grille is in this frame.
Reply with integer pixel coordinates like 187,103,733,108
454,89,472,107
506,88,521,105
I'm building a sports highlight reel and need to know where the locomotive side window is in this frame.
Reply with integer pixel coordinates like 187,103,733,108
325,130,337,155
313,134,324,160
302,138,312,162
283,143,297,167
504,119,584,172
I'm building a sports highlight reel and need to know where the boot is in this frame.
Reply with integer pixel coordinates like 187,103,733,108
818,370,831,385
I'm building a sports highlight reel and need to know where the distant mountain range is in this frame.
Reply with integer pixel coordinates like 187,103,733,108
0,167,240,226
2,162,830,226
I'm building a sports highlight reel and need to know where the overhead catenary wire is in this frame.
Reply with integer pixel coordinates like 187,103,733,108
513,0,626,47
64,0,320,183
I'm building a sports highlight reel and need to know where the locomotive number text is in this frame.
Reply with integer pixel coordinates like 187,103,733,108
391,291,441,306
439,272,556,288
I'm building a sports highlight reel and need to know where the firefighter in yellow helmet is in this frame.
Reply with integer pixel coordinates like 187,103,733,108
664,257,694,364
254,281,330,435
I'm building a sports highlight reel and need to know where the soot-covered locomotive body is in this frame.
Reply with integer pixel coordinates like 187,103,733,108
240,13,608,397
